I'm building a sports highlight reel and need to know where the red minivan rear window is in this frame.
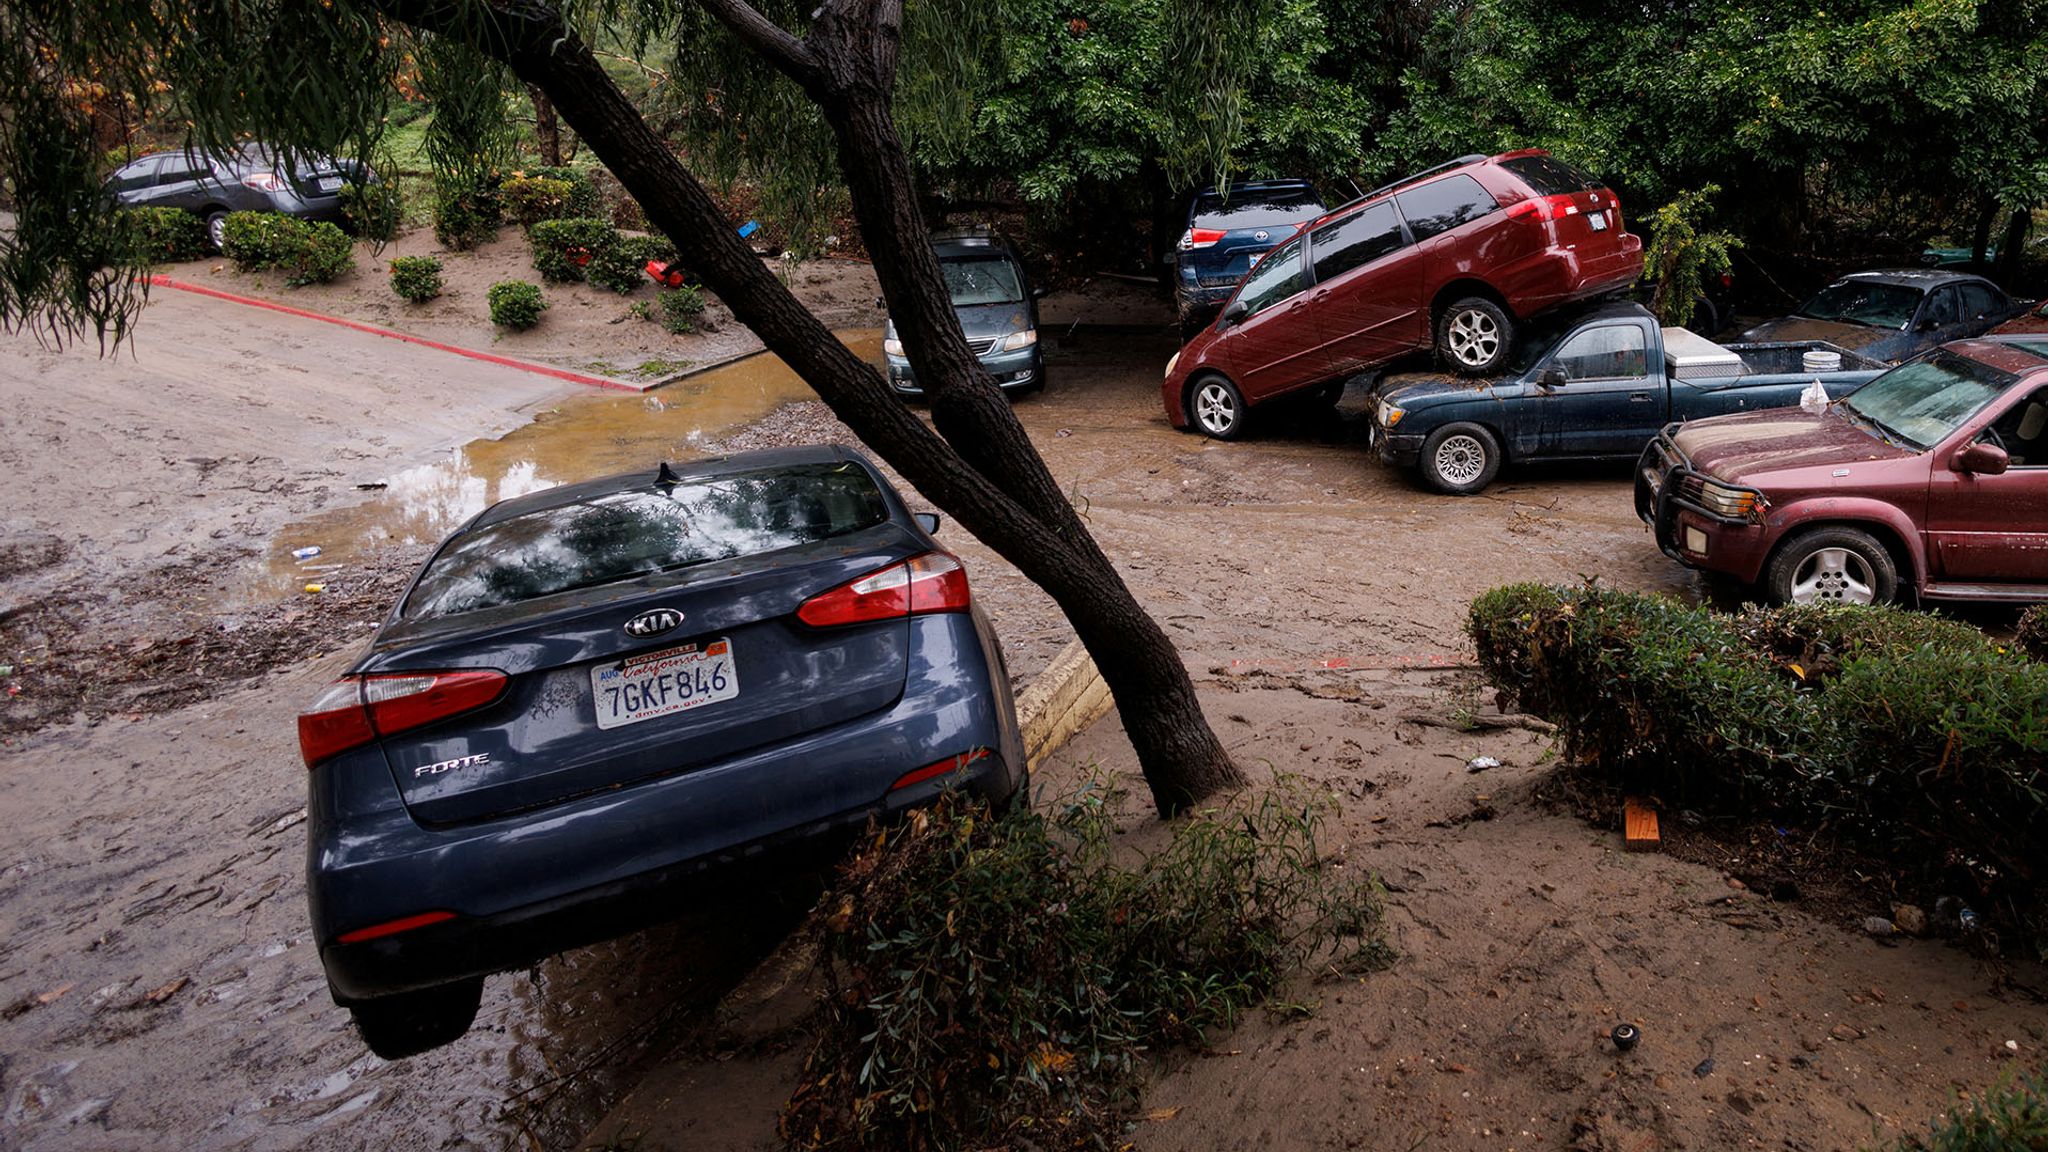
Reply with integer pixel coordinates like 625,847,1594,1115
1499,155,1604,196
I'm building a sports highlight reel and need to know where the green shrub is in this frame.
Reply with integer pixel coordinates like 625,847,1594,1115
1877,1069,2048,1150
513,165,600,217
432,176,500,250
339,181,402,242
388,255,443,303
124,207,209,265
2018,605,2048,664
487,279,546,330
218,212,355,285
528,217,617,283
501,176,578,228
658,284,705,333
1469,585,2048,954
781,783,1386,1150
584,233,680,295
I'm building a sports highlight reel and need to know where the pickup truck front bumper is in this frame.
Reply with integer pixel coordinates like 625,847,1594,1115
1371,420,1425,467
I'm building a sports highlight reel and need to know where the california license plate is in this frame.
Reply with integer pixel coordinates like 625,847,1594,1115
1588,212,1608,231
317,176,343,193
591,639,738,730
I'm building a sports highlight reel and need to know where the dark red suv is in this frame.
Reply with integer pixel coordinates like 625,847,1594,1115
1162,150,1642,439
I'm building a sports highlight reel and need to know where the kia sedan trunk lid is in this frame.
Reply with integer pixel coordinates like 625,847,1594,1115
359,455,919,826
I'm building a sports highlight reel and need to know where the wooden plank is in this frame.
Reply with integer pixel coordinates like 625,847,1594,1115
1624,796,1661,852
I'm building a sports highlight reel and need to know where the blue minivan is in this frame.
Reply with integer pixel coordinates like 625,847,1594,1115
1171,179,1326,338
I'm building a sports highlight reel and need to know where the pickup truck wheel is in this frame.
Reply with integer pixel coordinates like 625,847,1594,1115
347,977,484,1060
1438,297,1514,375
1766,527,1898,606
1419,422,1501,495
1189,374,1250,440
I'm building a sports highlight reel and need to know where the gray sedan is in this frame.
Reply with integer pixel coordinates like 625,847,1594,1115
106,143,373,250
1740,268,2026,363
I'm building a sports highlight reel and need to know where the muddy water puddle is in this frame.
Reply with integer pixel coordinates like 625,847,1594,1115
254,330,877,598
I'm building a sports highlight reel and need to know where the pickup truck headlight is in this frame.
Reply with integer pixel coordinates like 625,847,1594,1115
1697,479,1766,521
999,329,1038,352
883,337,905,357
1376,399,1406,428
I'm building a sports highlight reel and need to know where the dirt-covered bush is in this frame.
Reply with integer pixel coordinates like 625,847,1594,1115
528,217,617,283
486,279,545,330
339,181,402,241
659,284,705,333
1879,1069,2048,1150
218,212,355,286
2018,605,2048,664
780,783,1387,1151
124,207,209,264
388,255,443,303
1470,585,2048,954
514,165,600,217
584,233,680,295
432,177,499,250
501,176,579,229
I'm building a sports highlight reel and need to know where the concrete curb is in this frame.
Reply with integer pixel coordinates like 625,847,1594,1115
146,274,649,392
1014,639,1113,771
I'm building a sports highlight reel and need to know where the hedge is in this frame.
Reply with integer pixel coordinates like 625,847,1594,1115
432,176,499,250
528,217,617,283
388,255,443,303
124,207,209,264
218,212,354,286
487,279,546,329
339,181,402,242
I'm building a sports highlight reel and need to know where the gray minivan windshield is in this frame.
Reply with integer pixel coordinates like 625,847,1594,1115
941,256,1024,306
404,463,890,619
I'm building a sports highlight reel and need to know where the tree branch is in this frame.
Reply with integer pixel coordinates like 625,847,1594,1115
692,0,820,85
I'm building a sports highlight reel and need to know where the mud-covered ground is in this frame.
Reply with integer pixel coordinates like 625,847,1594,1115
4,281,2044,1152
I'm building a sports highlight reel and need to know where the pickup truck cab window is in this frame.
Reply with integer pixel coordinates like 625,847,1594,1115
1394,174,1498,241
1311,201,1405,283
1550,324,1648,380
1235,235,1308,319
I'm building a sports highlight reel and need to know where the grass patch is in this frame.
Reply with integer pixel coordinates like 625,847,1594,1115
780,778,1388,1150
633,357,694,378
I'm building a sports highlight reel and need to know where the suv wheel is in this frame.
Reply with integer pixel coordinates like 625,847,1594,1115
1419,422,1501,495
347,977,484,1060
1766,527,1898,606
1189,374,1249,440
205,210,230,254
1438,297,1515,375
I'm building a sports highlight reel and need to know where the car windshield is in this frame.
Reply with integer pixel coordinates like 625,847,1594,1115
1838,352,2016,451
403,462,890,619
1192,186,1324,231
1798,281,1923,329
940,256,1024,306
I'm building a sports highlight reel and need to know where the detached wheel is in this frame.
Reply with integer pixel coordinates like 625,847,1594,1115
1766,527,1898,606
1419,422,1501,495
1438,296,1514,375
348,977,483,1060
205,210,230,254
1189,374,1249,440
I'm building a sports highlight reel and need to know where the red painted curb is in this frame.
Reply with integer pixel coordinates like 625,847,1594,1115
146,274,640,392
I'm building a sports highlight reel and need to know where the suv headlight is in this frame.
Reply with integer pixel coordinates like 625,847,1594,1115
999,329,1038,352
1376,400,1405,428
883,337,904,356
1697,479,1765,520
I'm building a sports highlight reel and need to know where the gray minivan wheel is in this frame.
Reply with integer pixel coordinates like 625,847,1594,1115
1189,374,1250,440
1438,296,1515,375
206,210,230,254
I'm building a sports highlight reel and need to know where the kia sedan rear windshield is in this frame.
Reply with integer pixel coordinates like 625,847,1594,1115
403,463,890,619
1193,188,1325,231
1799,281,1922,329
1498,155,1603,196
1838,353,2016,451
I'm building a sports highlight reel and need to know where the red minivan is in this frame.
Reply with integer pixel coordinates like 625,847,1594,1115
1162,150,1643,439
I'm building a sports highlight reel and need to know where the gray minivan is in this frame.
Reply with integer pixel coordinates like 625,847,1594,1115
882,229,1047,397
105,143,375,251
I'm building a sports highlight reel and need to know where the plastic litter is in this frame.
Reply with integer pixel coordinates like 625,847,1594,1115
303,583,325,594
1467,756,1501,773
291,546,322,561
1863,916,1897,937
1610,1023,1640,1052
1959,906,1980,933
1799,378,1828,415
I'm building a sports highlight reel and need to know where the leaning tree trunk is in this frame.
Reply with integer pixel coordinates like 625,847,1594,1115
381,0,1243,813
526,83,563,166
1993,205,2031,289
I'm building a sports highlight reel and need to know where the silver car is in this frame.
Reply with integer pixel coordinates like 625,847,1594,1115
106,143,374,250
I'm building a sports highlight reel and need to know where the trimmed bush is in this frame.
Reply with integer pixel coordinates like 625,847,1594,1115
1469,585,2048,954
514,165,600,217
528,217,617,283
658,284,705,334
781,784,1386,1149
388,255,443,303
124,207,209,265
1881,1069,2048,1150
339,181,402,242
584,233,679,295
218,212,355,286
2019,605,2048,664
432,177,500,250
501,176,579,228
487,279,546,330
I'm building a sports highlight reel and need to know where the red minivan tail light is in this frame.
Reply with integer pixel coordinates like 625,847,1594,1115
797,552,971,628
1505,193,1583,223
1178,228,1227,251
297,670,509,768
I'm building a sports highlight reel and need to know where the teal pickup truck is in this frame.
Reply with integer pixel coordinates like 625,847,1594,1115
1371,300,1886,494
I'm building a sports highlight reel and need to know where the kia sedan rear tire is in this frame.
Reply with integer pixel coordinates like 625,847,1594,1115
1189,374,1250,440
1765,527,1898,606
1438,297,1515,375
347,977,484,1060
1419,423,1501,495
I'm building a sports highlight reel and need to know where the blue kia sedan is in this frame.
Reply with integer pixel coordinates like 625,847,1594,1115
300,446,1024,1058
